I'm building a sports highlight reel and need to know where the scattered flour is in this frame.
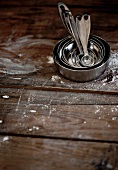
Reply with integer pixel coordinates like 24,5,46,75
109,51,118,69
51,107,56,112
0,120,3,124
23,115,28,118
3,136,9,142
111,106,118,112
17,53,24,57
28,126,39,131
30,110,36,113
2,95,10,99
112,117,117,120
51,75,64,84
2,35,54,51
95,50,118,89
0,58,38,75
51,75,61,82
11,77,22,80
95,105,101,114
29,128,33,132
41,105,49,109
47,56,54,64
33,126,39,130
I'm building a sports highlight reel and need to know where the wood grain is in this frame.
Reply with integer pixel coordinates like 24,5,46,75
0,4,117,124
0,1,118,169
0,7,117,42
0,0,117,8
0,136,118,170
0,39,117,93
0,6,117,92
0,87,118,105
0,88,118,141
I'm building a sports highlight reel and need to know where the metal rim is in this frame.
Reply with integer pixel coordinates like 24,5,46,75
53,35,110,72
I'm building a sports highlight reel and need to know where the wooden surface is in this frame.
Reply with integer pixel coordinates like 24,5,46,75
0,0,118,169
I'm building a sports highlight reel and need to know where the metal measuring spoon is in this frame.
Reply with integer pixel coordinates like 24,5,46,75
65,11,83,54
76,14,94,67
58,2,83,54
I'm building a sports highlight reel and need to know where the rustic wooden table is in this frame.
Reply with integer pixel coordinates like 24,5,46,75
0,0,118,169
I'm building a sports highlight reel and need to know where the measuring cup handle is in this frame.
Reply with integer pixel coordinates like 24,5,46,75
83,14,91,46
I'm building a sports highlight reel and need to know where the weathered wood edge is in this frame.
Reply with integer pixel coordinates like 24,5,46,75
0,85,118,95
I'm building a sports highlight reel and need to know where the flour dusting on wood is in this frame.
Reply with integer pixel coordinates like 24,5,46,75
97,50,118,85
0,58,38,75
2,95,10,99
2,136,9,142
0,120,3,124
47,56,54,64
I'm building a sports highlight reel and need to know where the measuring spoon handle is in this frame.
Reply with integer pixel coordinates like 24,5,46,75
76,15,88,55
83,14,91,46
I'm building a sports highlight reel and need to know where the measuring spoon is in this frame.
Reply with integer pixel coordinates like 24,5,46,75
76,14,94,67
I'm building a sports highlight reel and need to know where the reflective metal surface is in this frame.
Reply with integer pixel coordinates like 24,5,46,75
53,35,110,82
55,2,110,82
58,2,82,53
76,14,94,67
61,36,105,69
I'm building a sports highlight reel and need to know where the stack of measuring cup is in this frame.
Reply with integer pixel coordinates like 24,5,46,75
53,2,110,82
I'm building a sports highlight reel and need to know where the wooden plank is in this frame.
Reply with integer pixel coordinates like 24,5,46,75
0,88,118,105
0,7,117,42
0,3,117,170
0,88,118,141
0,37,117,93
0,0,117,8
0,88,23,104
1,103,117,141
0,7,117,92
0,135,118,170
0,85,118,95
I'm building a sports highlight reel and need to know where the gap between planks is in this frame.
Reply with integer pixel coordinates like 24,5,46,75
0,85,118,95
0,132,118,144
